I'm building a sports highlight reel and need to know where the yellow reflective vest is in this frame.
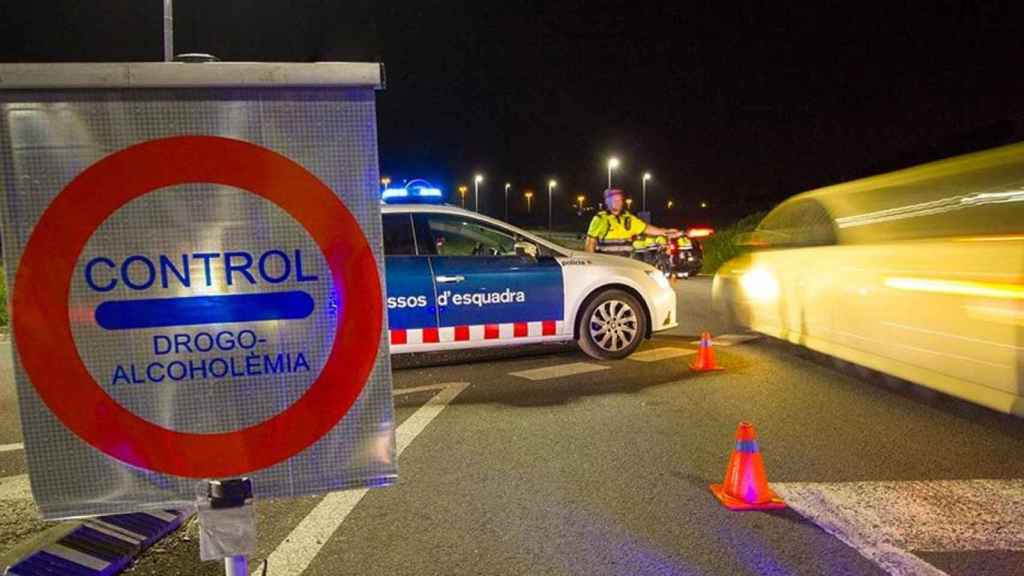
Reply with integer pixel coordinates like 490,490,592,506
587,210,648,243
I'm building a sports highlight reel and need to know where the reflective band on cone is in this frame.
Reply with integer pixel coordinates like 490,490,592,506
690,331,724,371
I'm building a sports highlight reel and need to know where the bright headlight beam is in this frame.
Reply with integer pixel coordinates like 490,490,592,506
740,269,779,302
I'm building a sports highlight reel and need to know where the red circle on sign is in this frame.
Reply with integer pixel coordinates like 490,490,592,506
12,136,383,478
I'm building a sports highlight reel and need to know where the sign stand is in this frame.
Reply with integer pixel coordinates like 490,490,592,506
225,555,249,576
198,479,256,574
0,62,393,575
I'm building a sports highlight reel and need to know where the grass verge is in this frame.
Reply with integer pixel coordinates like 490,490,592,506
699,211,767,274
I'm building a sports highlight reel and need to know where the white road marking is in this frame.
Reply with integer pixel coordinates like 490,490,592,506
0,442,24,452
690,333,760,347
391,383,451,397
509,362,609,381
257,382,470,576
628,347,695,363
0,474,30,500
775,479,1024,576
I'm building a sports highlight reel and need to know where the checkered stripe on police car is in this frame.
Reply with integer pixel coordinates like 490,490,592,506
390,320,564,346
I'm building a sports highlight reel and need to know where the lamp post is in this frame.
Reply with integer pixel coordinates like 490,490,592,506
642,172,651,213
626,198,633,210
607,157,620,188
458,185,468,208
381,176,391,189
473,174,484,213
547,179,557,230
701,201,708,208
666,199,674,210
504,182,511,221
576,195,585,211
525,191,534,213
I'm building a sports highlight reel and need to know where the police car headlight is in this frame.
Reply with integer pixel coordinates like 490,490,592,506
647,270,671,290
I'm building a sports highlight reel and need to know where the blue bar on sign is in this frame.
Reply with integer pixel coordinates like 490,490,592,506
95,291,315,330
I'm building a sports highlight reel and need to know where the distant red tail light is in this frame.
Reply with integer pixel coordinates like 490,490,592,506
686,227,714,238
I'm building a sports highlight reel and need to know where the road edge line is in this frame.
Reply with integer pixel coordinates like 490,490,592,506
774,483,950,576
392,383,451,397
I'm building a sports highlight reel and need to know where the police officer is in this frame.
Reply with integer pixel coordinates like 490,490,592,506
585,188,681,253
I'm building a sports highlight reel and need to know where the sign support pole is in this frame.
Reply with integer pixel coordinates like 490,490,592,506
225,555,249,575
198,478,257,573
163,0,173,62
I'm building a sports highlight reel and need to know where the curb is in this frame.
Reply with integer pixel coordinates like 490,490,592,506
6,509,191,576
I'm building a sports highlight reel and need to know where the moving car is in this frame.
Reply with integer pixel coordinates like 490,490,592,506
713,142,1024,416
381,196,678,360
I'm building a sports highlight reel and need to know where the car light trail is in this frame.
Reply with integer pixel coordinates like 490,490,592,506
884,277,1024,300
964,304,1024,326
953,234,1024,242
835,187,1024,228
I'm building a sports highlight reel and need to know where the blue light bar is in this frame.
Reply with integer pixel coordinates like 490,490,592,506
382,179,445,204
382,188,409,200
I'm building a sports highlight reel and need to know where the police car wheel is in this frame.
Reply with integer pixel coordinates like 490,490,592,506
578,289,647,360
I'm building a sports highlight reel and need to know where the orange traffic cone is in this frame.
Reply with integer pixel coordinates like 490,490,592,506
690,331,723,371
710,422,785,511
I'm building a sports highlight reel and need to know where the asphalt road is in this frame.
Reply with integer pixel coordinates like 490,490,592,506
3,277,1024,575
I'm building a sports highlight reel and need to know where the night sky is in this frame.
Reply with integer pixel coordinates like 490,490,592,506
2,1,1023,226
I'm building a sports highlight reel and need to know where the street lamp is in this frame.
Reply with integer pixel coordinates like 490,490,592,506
642,172,652,213
626,198,633,210
607,157,620,188
666,199,674,210
474,174,484,213
458,185,468,208
381,176,391,188
576,194,585,211
524,190,534,213
547,179,558,230
504,182,511,221
701,201,708,208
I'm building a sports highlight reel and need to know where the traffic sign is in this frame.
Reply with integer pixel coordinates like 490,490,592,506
0,62,395,519
14,135,382,478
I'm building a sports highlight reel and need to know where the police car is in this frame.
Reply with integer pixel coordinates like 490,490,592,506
380,182,678,359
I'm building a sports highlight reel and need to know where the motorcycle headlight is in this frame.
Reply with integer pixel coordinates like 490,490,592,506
647,270,671,290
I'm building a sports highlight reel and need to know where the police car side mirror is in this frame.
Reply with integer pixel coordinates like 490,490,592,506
514,241,538,260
